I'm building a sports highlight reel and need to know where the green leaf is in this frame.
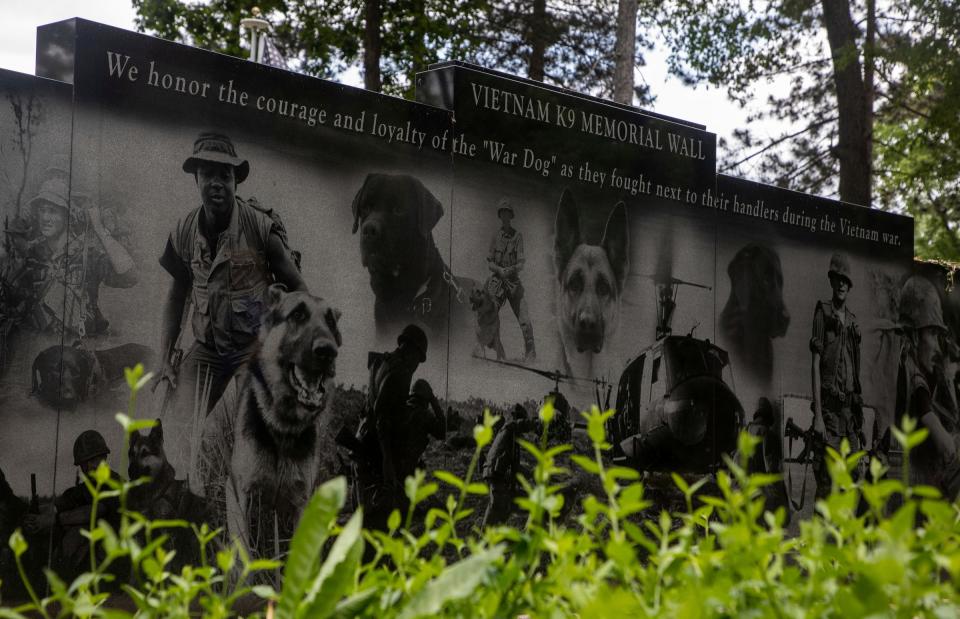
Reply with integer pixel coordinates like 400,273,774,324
572,455,601,474
539,399,556,424
8,530,27,558
329,588,379,619
388,509,402,533
216,550,234,574
277,476,347,619
397,546,505,619
252,585,278,600
465,482,488,495
298,509,365,619
434,470,465,491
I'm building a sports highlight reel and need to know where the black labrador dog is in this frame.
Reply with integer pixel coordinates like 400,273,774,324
352,173,474,340
719,243,790,384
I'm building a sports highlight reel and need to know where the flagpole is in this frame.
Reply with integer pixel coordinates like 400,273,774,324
240,7,271,63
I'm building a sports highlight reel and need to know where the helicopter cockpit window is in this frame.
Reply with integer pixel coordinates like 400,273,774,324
665,338,724,384
649,354,666,401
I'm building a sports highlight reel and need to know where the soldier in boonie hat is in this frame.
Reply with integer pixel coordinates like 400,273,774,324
159,130,306,431
182,132,250,183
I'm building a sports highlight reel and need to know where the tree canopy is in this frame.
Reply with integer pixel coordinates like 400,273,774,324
658,0,960,260
133,0,652,102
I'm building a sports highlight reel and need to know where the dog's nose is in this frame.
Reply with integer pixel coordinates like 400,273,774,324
577,313,599,333
313,340,338,361
362,220,380,239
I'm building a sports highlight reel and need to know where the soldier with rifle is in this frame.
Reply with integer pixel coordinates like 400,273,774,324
23,430,123,583
809,253,863,498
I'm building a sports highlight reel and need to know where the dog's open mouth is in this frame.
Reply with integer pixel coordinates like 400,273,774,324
287,365,327,409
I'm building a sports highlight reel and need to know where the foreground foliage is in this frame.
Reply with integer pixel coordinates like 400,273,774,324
2,365,960,618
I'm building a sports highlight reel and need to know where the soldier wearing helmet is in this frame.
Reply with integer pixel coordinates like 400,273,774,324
809,252,863,498
23,430,122,581
486,198,536,361
893,275,960,498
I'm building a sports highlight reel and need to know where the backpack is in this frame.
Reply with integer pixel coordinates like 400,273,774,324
242,196,302,272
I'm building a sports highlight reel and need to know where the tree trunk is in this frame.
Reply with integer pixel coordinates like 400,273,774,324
528,0,547,81
863,0,876,186
613,0,638,104
820,0,871,207
364,0,382,91
408,0,427,96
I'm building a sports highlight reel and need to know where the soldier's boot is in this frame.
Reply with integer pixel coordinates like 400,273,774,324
521,324,536,363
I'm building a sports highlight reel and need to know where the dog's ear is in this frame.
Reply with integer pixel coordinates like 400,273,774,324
601,202,629,292
266,283,287,309
149,419,163,443
325,306,343,347
554,189,581,277
129,430,140,447
351,174,374,235
413,177,444,238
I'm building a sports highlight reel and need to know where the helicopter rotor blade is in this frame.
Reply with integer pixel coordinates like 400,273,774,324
631,272,712,291
479,357,594,385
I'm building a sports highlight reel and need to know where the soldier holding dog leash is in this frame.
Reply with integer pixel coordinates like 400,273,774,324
487,199,536,362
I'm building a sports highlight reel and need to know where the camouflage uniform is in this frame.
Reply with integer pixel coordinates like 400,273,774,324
810,298,862,497
810,254,862,498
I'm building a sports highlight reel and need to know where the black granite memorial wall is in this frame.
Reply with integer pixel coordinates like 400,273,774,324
0,18,921,590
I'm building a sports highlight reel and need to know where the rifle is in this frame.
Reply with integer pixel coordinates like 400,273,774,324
334,426,366,457
783,416,825,512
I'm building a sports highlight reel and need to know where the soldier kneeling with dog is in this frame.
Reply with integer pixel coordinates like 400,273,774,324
24,430,123,584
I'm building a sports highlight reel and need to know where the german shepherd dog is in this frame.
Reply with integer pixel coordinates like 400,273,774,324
198,284,342,560
554,190,629,378
470,287,505,360
128,421,207,568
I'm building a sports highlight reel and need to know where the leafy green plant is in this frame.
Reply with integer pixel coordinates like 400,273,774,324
4,369,960,618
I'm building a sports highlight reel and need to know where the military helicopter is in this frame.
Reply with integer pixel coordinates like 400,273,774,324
606,275,745,473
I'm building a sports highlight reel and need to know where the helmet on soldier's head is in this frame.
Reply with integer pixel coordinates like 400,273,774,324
827,253,854,288
73,430,110,466
511,404,528,421
397,324,428,362
899,275,947,332
496,198,515,220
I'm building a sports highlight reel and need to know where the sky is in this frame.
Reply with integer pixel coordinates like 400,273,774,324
0,0,783,157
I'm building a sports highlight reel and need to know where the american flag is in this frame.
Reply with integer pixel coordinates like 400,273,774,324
261,35,288,69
